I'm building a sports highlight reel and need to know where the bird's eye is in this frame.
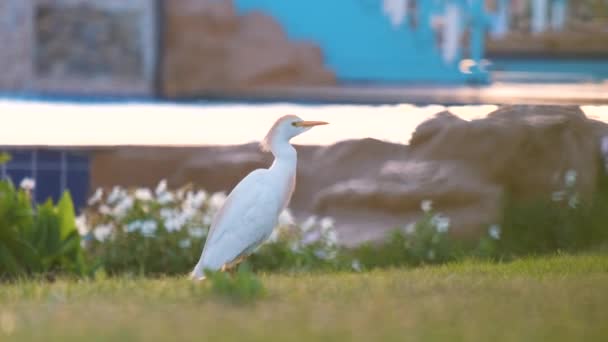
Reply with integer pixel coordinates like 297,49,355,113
291,121,298,127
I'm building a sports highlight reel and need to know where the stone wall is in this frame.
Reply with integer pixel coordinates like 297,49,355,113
0,0,31,90
0,0,157,96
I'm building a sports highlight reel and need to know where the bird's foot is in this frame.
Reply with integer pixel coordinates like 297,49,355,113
189,270,206,282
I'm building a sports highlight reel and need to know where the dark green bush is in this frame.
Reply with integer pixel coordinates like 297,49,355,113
0,180,86,279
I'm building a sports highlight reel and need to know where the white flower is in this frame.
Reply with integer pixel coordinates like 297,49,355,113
93,224,113,242
320,217,335,233
125,220,143,233
20,177,35,191
157,192,174,205
488,224,501,240
180,206,196,222
134,188,154,202
351,259,362,272
421,200,433,213
314,249,329,260
278,209,295,226
159,208,176,220
97,205,111,216
552,191,566,202
404,222,416,235
289,241,301,253
202,213,214,226
155,179,168,196
568,194,579,209
160,208,186,232
107,186,126,204
191,190,207,209
178,239,192,249
302,230,321,245
112,197,133,219
87,188,103,205
75,215,89,236
432,215,450,233
565,169,577,188
164,217,183,233
189,227,206,239
141,220,157,237
325,230,338,247
301,216,317,233
209,192,226,211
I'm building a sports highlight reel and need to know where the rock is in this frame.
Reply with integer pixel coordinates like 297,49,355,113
409,111,466,147
91,147,198,190
288,139,409,216
170,144,272,194
162,0,336,97
313,160,502,246
408,105,601,200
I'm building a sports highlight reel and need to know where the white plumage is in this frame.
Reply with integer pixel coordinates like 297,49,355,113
190,115,328,280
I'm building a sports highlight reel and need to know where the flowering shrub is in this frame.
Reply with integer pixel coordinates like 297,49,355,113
78,180,341,276
78,172,608,277
16,164,608,279
496,168,608,257
347,200,463,270
249,215,341,272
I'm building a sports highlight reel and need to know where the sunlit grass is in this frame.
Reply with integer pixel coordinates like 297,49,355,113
1,254,607,341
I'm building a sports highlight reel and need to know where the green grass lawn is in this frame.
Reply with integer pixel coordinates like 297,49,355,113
1,254,607,341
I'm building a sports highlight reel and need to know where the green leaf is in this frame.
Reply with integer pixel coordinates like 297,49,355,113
57,190,77,239
33,201,56,254
52,231,81,260
13,237,41,272
0,243,24,276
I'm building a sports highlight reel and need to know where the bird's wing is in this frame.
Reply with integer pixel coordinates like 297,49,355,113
199,169,278,270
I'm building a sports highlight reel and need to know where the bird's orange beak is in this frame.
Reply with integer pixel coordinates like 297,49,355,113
294,120,329,127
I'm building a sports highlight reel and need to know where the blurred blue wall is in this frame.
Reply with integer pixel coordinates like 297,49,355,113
235,0,469,83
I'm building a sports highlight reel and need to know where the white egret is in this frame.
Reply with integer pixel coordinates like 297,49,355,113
190,115,328,280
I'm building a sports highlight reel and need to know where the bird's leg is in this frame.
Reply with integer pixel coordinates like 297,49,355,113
221,255,249,276
220,263,237,277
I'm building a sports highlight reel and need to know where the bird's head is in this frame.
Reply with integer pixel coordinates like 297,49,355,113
260,114,328,152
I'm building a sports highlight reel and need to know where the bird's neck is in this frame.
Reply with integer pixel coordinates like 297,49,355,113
269,143,297,174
